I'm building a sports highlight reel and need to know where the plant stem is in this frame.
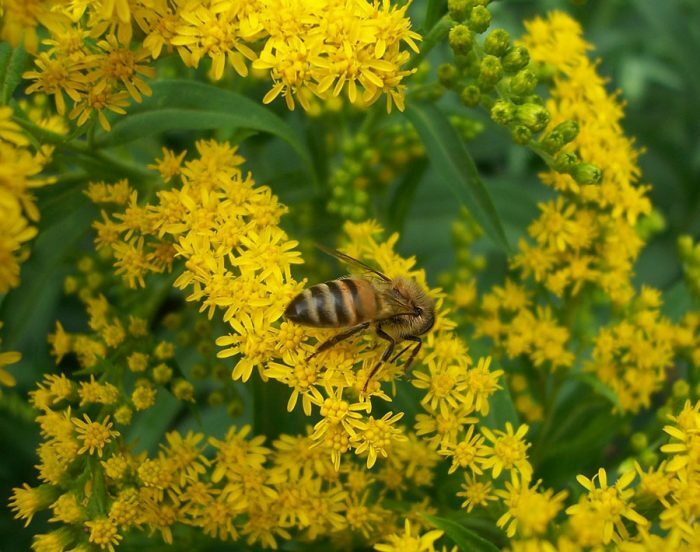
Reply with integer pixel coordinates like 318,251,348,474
14,116,154,181
407,15,453,70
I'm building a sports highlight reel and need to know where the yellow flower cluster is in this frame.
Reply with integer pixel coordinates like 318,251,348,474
499,400,700,550
587,287,688,412
476,280,574,372
9,0,420,125
95,142,507,477
0,105,53,293
515,11,651,304
472,11,689,413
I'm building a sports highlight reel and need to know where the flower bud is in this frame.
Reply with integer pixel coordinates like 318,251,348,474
639,450,658,468
516,103,550,132
572,162,602,184
437,63,459,88
678,235,695,259
509,69,537,96
114,405,133,425
460,84,481,107
540,130,565,154
468,5,491,33
511,125,532,145
630,432,648,452
554,120,579,143
656,405,671,422
483,28,510,56
490,100,515,125
553,152,579,173
478,55,503,87
449,24,473,55
207,391,224,406
448,0,474,21
152,363,173,384
173,379,195,402
503,46,530,72
672,379,690,398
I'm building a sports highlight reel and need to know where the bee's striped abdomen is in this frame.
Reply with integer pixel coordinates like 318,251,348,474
285,278,378,328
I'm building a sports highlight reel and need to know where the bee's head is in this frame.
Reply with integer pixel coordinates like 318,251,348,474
394,277,436,336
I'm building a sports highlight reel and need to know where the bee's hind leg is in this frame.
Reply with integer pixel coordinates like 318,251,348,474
307,321,370,360
363,325,395,392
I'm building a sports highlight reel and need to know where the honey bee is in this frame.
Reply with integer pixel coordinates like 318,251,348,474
284,247,436,391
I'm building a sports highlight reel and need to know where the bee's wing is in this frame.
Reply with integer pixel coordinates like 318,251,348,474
317,245,391,283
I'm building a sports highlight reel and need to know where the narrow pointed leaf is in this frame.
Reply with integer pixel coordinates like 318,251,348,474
422,513,500,552
95,79,315,182
405,102,510,252
0,43,29,103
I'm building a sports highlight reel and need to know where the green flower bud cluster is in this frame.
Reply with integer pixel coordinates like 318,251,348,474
444,9,556,143
679,235,700,299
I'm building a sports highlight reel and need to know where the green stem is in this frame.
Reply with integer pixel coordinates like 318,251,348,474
407,15,453,70
14,116,154,181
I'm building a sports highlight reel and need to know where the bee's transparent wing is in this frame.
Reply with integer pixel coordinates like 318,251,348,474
316,245,391,283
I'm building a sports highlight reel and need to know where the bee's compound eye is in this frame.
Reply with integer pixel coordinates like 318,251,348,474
415,306,423,316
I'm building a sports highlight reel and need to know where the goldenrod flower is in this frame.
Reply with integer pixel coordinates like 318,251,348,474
495,472,567,538
352,411,406,468
23,52,89,115
73,414,119,457
85,517,122,551
10,483,59,527
375,518,443,552
567,468,647,545
480,423,532,480
49,493,83,524
457,473,497,512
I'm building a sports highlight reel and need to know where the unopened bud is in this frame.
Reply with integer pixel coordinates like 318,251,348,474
449,24,474,55
553,152,579,173
511,125,532,145
437,63,459,88
503,46,530,72
673,379,690,398
491,100,515,125
484,28,510,56
460,84,481,107
468,5,491,33
554,120,580,143
448,0,473,21
572,162,602,184
516,103,550,132
631,432,648,452
510,69,537,96
478,55,503,87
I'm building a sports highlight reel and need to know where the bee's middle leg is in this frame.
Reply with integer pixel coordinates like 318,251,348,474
307,321,370,360
390,335,422,367
363,325,394,391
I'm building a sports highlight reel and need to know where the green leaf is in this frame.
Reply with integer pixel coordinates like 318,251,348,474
387,159,427,232
570,373,620,408
423,0,446,33
95,79,315,182
405,102,510,252
483,369,520,430
421,513,500,552
0,43,29,104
